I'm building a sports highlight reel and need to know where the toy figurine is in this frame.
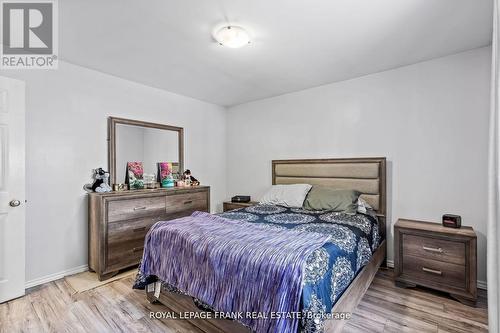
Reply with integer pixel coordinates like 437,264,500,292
183,169,199,186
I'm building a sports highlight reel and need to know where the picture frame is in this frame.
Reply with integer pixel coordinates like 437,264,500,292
127,161,144,189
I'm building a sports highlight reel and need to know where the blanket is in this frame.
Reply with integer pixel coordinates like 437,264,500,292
140,211,331,333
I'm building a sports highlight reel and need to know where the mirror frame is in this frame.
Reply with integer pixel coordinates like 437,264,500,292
108,116,184,185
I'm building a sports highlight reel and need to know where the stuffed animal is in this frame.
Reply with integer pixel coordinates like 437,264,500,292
183,169,200,186
83,168,113,193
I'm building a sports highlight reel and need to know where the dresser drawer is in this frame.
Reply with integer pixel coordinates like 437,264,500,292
106,238,144,271
107,216,159,243
107,196,166,222
403,234,465,265
165,191,208,214
105,217,159,271
402,255,466,289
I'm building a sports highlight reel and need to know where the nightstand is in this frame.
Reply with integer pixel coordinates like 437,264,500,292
223,201,259,212
394,219,477,306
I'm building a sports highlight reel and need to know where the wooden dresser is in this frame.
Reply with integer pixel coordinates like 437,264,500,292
88,186,210,280
394,219,477,305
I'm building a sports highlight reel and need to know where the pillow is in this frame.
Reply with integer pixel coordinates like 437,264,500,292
357,197,373,214
303,186,361,213
259,184,312,208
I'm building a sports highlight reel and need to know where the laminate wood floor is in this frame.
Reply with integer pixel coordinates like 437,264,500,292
0,268,487,333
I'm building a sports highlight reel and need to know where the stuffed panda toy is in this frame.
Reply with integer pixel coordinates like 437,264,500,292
84,168,112,193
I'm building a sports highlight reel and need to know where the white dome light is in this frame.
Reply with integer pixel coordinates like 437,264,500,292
213,26,250,48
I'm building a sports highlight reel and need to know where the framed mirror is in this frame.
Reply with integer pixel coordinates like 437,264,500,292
108,117,184,185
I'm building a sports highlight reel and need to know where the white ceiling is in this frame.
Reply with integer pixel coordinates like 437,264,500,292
60,0,493,107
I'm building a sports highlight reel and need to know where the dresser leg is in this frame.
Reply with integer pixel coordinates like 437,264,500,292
450,294,477,307
395,280,416,288
98,271,119,281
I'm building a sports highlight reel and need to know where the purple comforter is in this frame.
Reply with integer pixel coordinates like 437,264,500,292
140,211,330,333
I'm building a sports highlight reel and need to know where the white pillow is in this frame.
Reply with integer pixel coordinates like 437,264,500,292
259,184,312,208
357,197,373,214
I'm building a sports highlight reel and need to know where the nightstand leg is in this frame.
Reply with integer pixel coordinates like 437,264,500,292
450,294,476,307
380,257,387,268
395,280,416,288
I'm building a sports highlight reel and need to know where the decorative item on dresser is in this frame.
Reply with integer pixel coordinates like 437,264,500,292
88,186,210,281
83,168,113,193
394,218,477,306
223,200,259,212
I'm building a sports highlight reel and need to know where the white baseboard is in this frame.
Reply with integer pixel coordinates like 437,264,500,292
25,264,88,289
384,260,486,290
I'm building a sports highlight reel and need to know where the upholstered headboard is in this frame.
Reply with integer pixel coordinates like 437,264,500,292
272,157,387,218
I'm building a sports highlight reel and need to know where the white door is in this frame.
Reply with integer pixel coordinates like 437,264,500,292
0,76,25,303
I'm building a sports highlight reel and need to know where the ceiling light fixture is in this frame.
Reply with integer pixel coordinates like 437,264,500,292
213,25,250,48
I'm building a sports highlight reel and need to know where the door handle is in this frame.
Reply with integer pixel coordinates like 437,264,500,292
9,200,21,207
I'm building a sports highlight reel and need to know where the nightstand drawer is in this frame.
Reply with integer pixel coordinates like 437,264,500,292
224,202,248,211
403,234,465,265
402,255,466,289
223,201,259,212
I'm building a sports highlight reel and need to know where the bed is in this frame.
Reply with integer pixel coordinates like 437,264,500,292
136,157,387,333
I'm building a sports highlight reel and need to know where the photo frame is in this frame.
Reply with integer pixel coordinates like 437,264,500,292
127,161,144,189
158,162,173,187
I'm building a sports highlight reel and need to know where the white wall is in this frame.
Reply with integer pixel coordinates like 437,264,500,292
0,47,491,286
226,47,491,284
1,61,227,283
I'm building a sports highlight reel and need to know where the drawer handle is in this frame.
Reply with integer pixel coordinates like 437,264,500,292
422,246,443,253
133,206,147,211
183,200,193,205
133,227,146,233
132,246,144,253
422,267,442,275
